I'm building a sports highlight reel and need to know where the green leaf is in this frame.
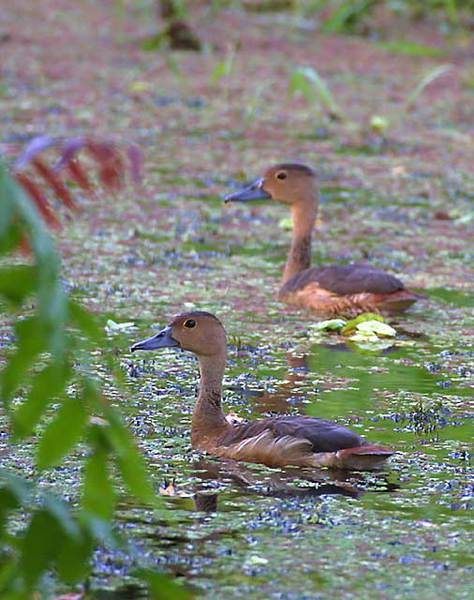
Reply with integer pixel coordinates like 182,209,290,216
341,312,385,335
312,318,347,332
0,189,14,239
289,66,342,120
104,410,156,505
1,317,48,405
55,531,93,583
43,493,81,539
20,509,63,587
12,359,71,438
322,0,375,33
378,40,446,58
135,569,193,600
0,223,22,256
69,299,104,342
83,441,116,519
141,32,166,51
404,64,453,110
354,320,397,337
0,265,38,306
37,396,88,468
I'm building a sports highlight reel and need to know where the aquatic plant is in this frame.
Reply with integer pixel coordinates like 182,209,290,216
11,135,142,237
0,158,188,598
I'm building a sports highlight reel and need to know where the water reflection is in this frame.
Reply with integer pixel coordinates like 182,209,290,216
162,459,400,514
246,352,310,413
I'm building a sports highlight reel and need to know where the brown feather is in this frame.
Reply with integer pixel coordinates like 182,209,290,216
281,263,404,297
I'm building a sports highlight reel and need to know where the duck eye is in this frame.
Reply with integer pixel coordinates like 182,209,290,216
184,319,196,329
276,171,287,180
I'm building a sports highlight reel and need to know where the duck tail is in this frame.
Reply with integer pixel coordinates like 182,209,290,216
379,288,425,313
335,445,394,471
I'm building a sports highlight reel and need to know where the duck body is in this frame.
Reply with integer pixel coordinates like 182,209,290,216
131,311,394,471
225,163,422,317
279,262,420,316
208,415,392,470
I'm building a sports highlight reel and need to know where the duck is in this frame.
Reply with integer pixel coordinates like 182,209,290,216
131,310,394,471
224,163,422,316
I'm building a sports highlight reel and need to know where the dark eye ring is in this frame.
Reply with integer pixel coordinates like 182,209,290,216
184,319,196,328
276,171,287,180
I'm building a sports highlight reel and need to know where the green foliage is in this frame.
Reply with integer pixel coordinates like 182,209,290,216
0,159,184,596
378,40,446,57
289,66,343,121
321,0,378,34
211,46,237,83
403,63,453,110
294,0,471,32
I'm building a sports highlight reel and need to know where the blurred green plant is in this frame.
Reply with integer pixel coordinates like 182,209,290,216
403,63,453,110
289,66,343,121
294,0,470,32
211,44,237,83
289,62,454,135
0,151,188,598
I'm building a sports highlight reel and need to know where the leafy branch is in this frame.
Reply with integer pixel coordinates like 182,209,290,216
0,151,188,598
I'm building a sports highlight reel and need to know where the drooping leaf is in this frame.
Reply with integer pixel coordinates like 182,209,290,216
15,172,62,229
65,157,94,193
20,509,63,587
37,396,88,468
55,529,93,583
86,141,123,191
13,135,57,171
32,157,77,211
69,299,104,342
135,569,193,600
43,493,82,540
12,359,71,438
103,410,156,505
1,317,48,405
83,440,116,519
404,64,454,110
0,265,38,306
289,66,342,121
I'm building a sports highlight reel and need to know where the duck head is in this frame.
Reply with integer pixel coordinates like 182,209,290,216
131,310,227,358
224,163,317,206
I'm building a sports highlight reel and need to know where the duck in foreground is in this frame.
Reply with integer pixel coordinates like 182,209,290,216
225,163,423,316
131,311,394,471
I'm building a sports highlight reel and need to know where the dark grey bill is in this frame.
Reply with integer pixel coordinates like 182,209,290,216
130,326,180,352
224,178,272,203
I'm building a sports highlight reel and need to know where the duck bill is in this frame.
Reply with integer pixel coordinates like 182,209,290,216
224,178,272,203
130,326,180,352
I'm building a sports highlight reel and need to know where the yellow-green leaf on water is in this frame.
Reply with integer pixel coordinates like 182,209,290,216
369,114,389,134
355,321,397,337
105,319,136,334
341,312,385,335
245,555,269,566
312,319,347,331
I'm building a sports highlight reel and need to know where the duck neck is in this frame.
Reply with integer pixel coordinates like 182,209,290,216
282,197,317,285
192,353,229,445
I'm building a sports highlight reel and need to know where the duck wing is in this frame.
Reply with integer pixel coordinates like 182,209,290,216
281,263,404,296
219,415,364,454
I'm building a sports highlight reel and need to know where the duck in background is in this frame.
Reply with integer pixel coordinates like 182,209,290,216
225,163,423,317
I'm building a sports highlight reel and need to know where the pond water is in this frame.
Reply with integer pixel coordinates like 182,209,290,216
54,186,472,599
